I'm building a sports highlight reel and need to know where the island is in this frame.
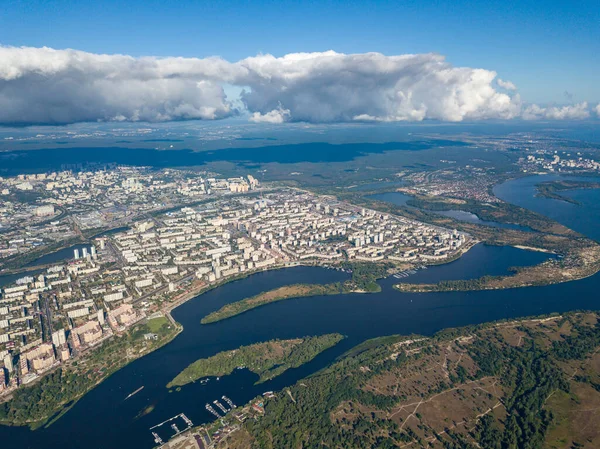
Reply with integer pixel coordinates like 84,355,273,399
185,312,600,449
201,262,391,324
167,333,344,387
536,179,600,204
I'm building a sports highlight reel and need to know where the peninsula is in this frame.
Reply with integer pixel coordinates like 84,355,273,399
201,262,391,324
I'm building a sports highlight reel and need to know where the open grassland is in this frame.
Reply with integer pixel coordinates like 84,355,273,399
219,312,600,449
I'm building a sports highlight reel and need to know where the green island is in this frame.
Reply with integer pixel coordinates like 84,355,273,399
536,180,600,205
216,312,600,449
0,316,179,429
201,262,392,324
167,333,344,388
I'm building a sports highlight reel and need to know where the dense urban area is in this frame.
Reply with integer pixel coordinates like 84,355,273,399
0,167,470,412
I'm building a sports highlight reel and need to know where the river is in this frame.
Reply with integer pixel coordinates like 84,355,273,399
0,174,599,448
493,174,600,240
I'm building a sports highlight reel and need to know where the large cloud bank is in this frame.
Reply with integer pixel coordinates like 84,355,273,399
0,46,596,125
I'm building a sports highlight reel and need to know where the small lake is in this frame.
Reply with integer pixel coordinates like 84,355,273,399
369,192,530,231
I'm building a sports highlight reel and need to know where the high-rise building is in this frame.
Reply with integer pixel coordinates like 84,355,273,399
90,246,97,258
3,354,13,372
82,247,89,258
97,309,105,326
74,248,80,259
51,329,67,347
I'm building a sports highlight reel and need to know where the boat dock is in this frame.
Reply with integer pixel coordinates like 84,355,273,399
213,400,228,414
149,412,193,442
392,266,425,279
205,403,221,418
124,386,144,400
222,395,236,409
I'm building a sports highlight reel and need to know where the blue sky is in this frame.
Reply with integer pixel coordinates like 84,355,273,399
2,0,598,104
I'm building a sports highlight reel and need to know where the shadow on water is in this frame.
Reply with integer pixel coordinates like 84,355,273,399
0,140,468,175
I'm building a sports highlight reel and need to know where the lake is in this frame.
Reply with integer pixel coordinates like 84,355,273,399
369,191,530,231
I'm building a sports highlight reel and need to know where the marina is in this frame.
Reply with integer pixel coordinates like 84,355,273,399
213,400,228,414
222,396,236,409
205,404,221,419
149,413,193,444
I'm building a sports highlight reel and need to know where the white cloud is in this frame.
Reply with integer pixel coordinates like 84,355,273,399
0,46,593,125
522,102,590,120
497,78,517,90
249,105,290,123
236,52,521,123
0,46,238,124
596,104,600,117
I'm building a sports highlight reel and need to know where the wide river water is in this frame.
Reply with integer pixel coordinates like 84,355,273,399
1,174,600,448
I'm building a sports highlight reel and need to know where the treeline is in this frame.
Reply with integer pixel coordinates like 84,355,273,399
536,180,600,205
0,368,88,425
241,314,600,449
469,338,569,449
552,322,600,360
0,318,179,427
201,283,343,324
341,261,394,292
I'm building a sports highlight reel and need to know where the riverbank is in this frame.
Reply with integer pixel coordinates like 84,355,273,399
200,261,395,324
395,243,600,293
331,181,600,294
536,179,600,205
184,311,600,449
0,316,181,429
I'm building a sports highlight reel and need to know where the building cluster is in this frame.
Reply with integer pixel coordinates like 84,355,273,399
238,192,467,263
0,168,260,264
0,186,468,398
520,153,600,173
403,167,501,203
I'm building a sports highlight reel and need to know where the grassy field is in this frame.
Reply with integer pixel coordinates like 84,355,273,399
145,316,170,333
